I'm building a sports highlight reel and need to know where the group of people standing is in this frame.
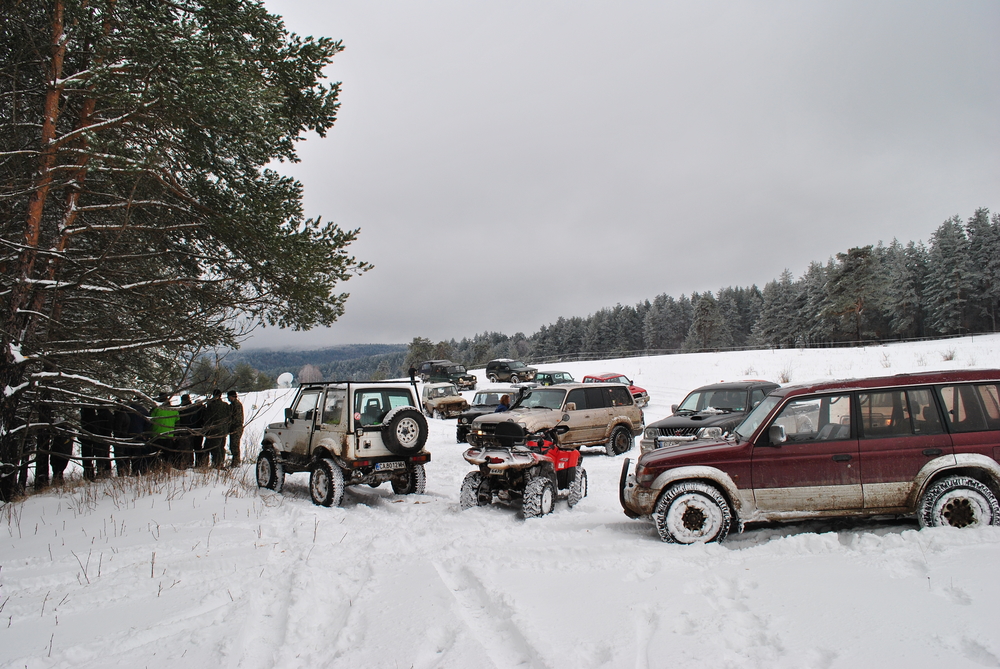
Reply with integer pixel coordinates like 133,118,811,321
34,389,245,487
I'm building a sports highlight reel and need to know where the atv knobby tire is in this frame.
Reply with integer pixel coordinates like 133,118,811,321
381,407,428,455
256,449,284,493
653,481,732,544
568,468,588,508
459,471,491,509
523,477,555,518
310,458,346,507
391,463,427,495
918,475,1000,529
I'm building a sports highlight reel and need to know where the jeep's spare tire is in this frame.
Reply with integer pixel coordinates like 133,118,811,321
381,407,428,455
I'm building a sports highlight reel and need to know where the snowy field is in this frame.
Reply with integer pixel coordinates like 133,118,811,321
3,335,1000,668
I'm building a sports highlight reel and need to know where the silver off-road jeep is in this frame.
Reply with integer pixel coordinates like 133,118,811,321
257,381,430,506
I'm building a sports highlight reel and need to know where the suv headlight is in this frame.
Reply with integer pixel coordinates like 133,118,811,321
696,427,723,440
643,428,657,440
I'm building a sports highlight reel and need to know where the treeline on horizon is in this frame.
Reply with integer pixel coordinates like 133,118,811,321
402,208,999,375
225,208,999,382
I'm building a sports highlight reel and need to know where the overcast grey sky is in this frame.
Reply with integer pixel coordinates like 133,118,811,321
248,0,1000,351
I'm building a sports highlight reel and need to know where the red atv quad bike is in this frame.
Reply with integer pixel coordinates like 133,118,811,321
459,422,588,517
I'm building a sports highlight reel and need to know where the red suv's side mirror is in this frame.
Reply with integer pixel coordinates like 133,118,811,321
767,424,786,446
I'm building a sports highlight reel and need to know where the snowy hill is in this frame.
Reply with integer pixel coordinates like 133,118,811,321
2,335,1000,668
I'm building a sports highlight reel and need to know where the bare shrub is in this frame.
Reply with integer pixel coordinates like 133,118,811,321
778,365,793,384
941,348,956,361
880,352,891,369
743,365,757,376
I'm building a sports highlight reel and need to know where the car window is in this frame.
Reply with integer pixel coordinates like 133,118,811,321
323,389,346,425
555,373,572,383
354,389,413,426
608,386,632,406
770,394,852,442
293,390,322,420
938,383,1000,432
736,395,781,440
750,389,766,409
908,388,945,435
518,388,566,410
859,390,912,437
586,388,607,409
706,390,744,412
566,388,587,410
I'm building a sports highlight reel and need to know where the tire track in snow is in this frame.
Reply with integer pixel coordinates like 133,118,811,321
432,560,550,669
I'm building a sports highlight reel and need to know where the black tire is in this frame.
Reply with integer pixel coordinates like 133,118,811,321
567,468,588,508
606,425,633,456
381,407,428,455
488,374,498,383
256,449,284,493
310,458,345,507
509,374,520,384
460,471,491,509
391,463,427,495
653,481,732,544
523,477,555,518
918,475,1000,529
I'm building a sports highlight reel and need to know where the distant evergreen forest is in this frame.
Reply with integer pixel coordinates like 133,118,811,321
404,208,1000,374
223,208,998,383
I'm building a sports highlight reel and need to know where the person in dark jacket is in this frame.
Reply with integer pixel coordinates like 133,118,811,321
175,394,203,469
494,394,511,413
227,390,244,468
202,389,230,468
179,394,207,468
125,397,153,474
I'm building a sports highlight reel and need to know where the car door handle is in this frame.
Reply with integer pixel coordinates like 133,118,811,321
832,454,852,462
922,448,942,457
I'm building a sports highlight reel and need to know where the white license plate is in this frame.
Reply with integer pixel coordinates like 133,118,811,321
375,461,405,471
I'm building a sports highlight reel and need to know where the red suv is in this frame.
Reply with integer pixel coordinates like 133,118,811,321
583,373,649,408
620,370,1000,543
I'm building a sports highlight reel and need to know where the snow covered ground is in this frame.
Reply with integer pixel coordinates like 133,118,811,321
3,335,1000,668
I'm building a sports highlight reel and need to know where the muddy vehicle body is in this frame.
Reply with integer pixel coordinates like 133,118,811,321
421,382,470,419
640,380,780,454
460,423,586,517
620,369,1000,544
469,382,644,456
257,381,430,506
583,373,649,408
417,360,477,390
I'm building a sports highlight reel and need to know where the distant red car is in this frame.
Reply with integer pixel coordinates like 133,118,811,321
583,373,649,408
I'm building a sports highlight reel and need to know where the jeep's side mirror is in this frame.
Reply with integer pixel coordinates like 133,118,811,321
671,404,679,414
564,403,576,412
768,424,786,446
284,407,293,424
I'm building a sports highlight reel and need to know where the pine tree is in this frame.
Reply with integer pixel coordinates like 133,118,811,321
1,1,368,498
924,216,974,335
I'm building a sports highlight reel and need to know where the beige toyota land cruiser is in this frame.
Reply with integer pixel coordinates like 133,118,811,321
468,383,644,456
